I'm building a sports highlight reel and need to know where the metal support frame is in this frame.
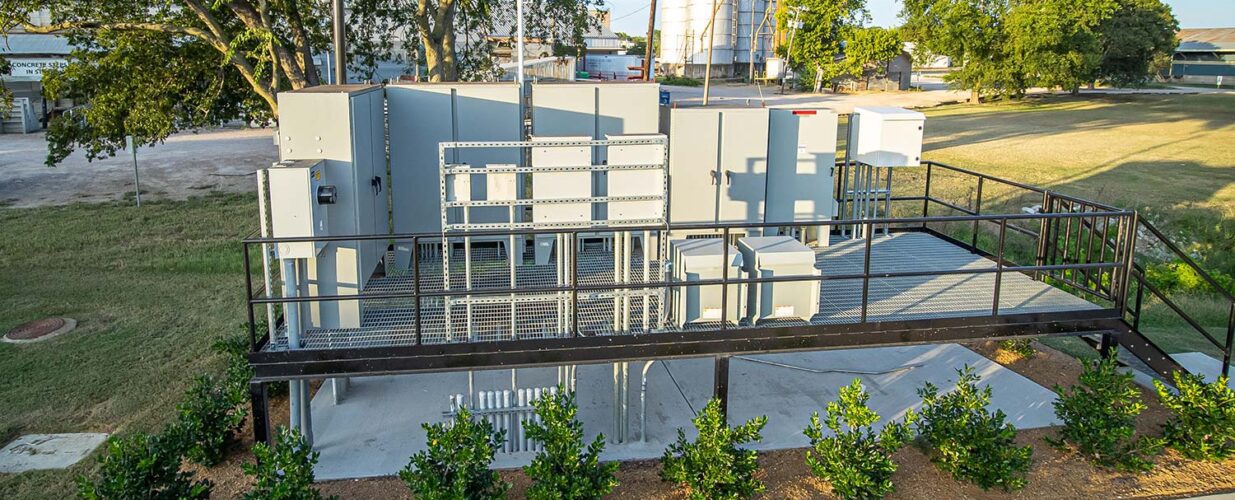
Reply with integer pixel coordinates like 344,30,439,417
714,355,730,418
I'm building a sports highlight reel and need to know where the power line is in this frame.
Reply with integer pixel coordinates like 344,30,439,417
611,4,649,23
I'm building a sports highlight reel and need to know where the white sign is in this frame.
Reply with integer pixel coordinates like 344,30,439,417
6,58,68,78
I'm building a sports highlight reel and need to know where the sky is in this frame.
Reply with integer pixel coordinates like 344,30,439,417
603,0,1235,36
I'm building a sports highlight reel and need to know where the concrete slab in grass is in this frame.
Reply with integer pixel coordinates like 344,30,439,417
0,433,108,473
1170,352,1235,389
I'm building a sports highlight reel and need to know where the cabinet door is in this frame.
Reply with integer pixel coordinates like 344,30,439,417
717,109,769,225
666,110,721,225
766,109,837,223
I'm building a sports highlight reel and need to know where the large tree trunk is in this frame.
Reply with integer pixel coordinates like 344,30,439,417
422,34,457,82
969,88,980,104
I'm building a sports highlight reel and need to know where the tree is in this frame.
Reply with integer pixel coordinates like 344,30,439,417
523,387,619,499
0,55,11,110
1096,0,1178,86
1007,0,1116,93
776,0,868,91
840,26,903,89
901,0,1020,102
1,0,600,166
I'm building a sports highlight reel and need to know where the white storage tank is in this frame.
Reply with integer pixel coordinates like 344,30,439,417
849,106,926,168
671,238,746,326
737,236,821,323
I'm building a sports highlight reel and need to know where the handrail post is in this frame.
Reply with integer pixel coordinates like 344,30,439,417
571,232,579,337
1117,212,1138,314
993,218,1006,316
243,241,257,352
970,177,984,252
1034,191,1051,281
1223,302,1234,378
720,227,730,331
922,162,932,228
860,222,873,322
413,236,422,345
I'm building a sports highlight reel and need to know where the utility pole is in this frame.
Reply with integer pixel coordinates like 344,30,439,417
779,6,805,94
702,0,723,105
332,0,347,84
644,0,658,81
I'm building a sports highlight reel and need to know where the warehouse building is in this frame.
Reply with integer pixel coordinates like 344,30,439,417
1170,28,1235,86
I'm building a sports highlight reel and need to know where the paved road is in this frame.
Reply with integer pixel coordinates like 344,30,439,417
0,127,277,208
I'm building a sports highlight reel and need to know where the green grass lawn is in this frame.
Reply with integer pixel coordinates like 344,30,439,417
916,94,1235,358
0,93,1233,497
0,194,253,499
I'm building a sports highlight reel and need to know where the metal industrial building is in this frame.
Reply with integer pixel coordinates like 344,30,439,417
1170,28,1235,86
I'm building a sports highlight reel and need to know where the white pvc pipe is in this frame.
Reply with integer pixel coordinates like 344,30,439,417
640,360,655,442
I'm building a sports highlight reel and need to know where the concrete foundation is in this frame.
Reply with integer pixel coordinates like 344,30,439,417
307,343,1060,480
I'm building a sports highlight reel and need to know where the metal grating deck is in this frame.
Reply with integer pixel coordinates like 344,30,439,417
263,232,1099,351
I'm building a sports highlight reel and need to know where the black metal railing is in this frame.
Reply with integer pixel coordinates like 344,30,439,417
243,209,1136,354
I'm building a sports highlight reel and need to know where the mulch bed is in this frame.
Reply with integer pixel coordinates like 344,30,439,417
199,341,1235,499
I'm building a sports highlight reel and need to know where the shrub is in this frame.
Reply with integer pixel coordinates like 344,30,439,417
76,432,211,500
170,373,249,466
523,387,618,499
213,331,255,403
997,339,1036,359
1050,354,1161,471
915,366,1032,491
804,379,915,500
400,407,509,499
243,427,334,500
656,75,702,87
1155,372,1235,461
660,398,767,499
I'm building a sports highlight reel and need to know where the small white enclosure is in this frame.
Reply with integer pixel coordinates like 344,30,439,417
671,239,746,326
737,236,821,323
850,106,925,168
267,159,329,259
531,136,593,224
605,134,667,222
765,109,838,225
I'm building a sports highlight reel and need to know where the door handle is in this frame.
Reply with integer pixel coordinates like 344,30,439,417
724,170,732,185
709,170,718,185
371,176,383,194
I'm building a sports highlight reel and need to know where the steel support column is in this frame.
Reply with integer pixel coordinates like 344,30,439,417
714,355,730,418
250,381,271,445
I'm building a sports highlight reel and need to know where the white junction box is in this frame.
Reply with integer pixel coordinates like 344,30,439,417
671,239,746,327
766,109,838,227
267,160,330,259
605,134,666,222
738,236,821,323
531,135,593,224
850,106,925,167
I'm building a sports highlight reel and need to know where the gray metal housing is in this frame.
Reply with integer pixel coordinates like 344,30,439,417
659,107,770,233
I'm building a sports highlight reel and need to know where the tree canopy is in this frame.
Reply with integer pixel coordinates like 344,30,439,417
0,0,600,165
775,0,868,90
901,0,1178,101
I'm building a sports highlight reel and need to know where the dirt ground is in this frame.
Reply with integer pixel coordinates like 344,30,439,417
0,127,276,208
194,342,1235,499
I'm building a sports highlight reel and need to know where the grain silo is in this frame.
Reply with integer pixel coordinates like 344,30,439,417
658,0,775,79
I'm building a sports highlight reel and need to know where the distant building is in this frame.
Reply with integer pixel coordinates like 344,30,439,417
490,10,624,71
1170,28,1235,85
1,10,74,131
658,0,776,79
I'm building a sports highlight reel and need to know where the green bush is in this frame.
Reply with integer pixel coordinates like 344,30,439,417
1050,354,1161,471
1155,372,1235,461
76,432,211,500
660,398,768,499
804,379,915,500
243,427,334,500
523,387,618,499
1145,260,1235,296
656,75,702,87
915,366,1032,491
997,339,1037,359
400,407,509,499
170,373,249,466
213,331,255,403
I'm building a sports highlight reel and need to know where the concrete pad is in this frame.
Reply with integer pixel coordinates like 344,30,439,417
0,433,108,473
1170,352,1235,389
307,343,1059,481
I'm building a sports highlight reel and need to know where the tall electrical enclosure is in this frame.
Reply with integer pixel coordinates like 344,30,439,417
276,84,387,328
660,107,770,232
387,83,523,268
765,109,838,240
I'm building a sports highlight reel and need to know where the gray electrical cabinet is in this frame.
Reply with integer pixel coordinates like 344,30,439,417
738,236,821,324
670,239,746,326
531,83,660,219
850,106,926,167
277,84,387,329
387,83,523,267
660,107,770,233
766,109,837,225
